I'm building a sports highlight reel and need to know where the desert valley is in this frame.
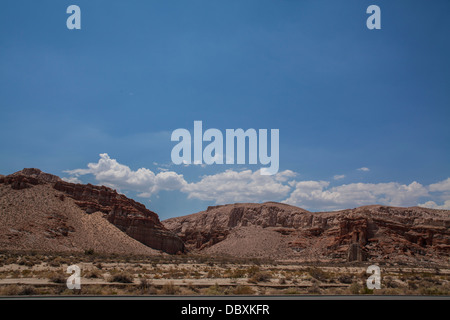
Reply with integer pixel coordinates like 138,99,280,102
0,168,449,296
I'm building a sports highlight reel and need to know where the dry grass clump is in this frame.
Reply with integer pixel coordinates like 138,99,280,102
0,285,37,296
338,274,354,284
108,272,134,283
307,267,330,282
205,283,225,295
49,272,67,284
161,281,180,295
136,279,157,295
84,269,102,279
248,271,271,284
307,282,321,295
232,285,254,295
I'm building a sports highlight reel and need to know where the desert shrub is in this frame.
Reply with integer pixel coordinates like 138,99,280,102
186,282,199,294
233,285,254,295
4,257,17,265
166,267,189,279
84,269,102,279
349,282,362,295
420,286,448,296
205,283,224,295
248,271,271,284
307,267,329,282
48,257,64,267
21,269,32,277
0,285,21,295
358,270,368,279
361,287,374,294
18,286,37,296
284,288,301,295
137,279,157,294
408,280,418,290
338,274,353,284
49,273,66,284
137,278,150,290
307,283,321,295
161,282,180,295
249,258,262,266
246,266,260,277
226,268,247,279
384,277,399,288
18,256,36,267
84,249,95,256
109,273,134,283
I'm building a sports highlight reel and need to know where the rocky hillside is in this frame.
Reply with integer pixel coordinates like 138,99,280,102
1,168,449,265
0,168,184,254
163,202,450,265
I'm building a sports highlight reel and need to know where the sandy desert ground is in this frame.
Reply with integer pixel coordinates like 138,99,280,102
0,250,448,296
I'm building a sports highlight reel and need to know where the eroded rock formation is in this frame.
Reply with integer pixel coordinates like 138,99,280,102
1,169,184,254
164,203,450,264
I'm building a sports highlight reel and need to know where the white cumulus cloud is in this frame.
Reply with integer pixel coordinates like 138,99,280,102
63,154,293,204
64,153,450,211
65,153,186,196
418,200,450,210
61,176,82,184
428,178,450,193
181,169,293,204
283,180,429,211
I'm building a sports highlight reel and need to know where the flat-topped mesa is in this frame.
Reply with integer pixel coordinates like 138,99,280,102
164,202,313,250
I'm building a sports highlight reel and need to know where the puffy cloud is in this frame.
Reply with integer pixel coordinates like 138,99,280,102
357,167,370,172
181,169,293,204
273,170,297,182
283,180,429,211
155,171,187,191
428,178,450,193
64,154,292,204
333,174,345,180
418,200,450,210
64,153,449,211
61,176,82,184
65,153,186,196
419,178,450,210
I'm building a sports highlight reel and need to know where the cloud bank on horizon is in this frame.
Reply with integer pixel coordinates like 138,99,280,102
64,153,450,211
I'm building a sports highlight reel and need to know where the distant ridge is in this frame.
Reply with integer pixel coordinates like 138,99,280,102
163,202,450,265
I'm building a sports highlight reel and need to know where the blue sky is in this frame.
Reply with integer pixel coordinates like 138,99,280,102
1,1,449,219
